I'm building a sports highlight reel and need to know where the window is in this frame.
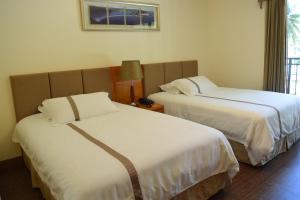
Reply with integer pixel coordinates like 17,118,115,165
287,0,300,94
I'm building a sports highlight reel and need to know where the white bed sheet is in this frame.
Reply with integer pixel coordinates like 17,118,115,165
12,103,238,200
149,88,300,165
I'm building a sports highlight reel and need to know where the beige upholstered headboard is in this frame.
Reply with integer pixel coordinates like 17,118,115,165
143,60,198,96
10,67,113,122
10,60,197,121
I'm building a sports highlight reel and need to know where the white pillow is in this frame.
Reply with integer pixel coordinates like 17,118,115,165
191,76,218,93
160,83,181,94
72,92,118,120
172,79,200,96
39,97,75,123
39,92,118,124
173,76,217,96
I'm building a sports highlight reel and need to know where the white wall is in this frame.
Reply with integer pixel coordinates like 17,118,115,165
203,0,266,89
0,0,207,161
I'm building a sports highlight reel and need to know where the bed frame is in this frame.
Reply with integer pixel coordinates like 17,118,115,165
10,62,229,200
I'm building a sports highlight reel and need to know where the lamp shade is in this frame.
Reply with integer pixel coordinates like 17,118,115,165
120,60,143,81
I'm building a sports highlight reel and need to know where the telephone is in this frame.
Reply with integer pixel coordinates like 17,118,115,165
138,98,154,107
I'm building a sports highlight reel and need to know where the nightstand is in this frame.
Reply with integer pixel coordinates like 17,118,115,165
137,103,164,113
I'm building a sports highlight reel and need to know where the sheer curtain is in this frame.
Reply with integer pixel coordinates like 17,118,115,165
263,0,288,93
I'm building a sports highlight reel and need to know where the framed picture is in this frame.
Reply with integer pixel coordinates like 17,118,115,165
80,0,160,31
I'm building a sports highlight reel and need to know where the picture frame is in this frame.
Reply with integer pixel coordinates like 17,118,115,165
80,0,160,31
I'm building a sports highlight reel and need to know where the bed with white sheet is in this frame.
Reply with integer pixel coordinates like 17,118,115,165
10,67,238,200
13,102,238,200
149,79,300,166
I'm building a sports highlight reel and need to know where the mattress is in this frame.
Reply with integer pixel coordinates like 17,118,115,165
12,103,238,200
149,88,300,165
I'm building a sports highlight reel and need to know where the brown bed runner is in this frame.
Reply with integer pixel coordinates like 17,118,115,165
66,95,143,199
67,123,143,200
66,96,80,121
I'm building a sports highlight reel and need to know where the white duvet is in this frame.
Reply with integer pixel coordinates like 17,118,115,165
13,103,238,200
149,88,300,165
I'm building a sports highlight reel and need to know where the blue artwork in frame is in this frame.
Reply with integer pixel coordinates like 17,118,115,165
109,8,125,25
89,6,107,24
126,9,140,25
81,0,160,31
141,9,155,27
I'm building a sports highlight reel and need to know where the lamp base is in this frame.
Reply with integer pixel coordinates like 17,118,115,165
130,81,136,106
130,102,137,106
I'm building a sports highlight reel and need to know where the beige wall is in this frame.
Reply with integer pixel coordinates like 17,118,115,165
202,0,266,89
0,0,207,161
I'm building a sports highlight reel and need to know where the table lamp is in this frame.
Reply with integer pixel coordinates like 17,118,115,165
120,60,143,106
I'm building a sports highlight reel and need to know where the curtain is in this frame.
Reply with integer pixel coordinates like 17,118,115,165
263,0,287,93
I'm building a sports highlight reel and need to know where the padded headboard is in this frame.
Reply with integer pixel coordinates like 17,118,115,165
143,60,198,96
10,67,113,122
10,60,197,121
